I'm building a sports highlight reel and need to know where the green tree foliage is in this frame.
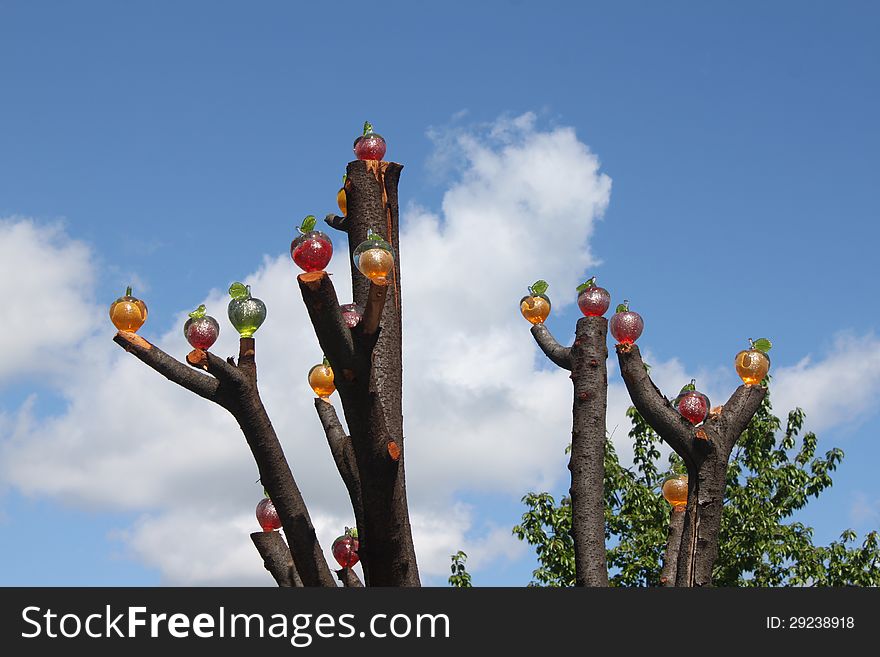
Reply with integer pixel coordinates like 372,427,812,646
514,385,880,586
448,550,473,588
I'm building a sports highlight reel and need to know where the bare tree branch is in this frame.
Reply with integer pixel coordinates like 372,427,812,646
114,334,336,587
360,282,388,337
315,398,363,526
325,213,349,232
660,507,686,587
297,271,357,380
251,531,302,587
335,567,364,587
530,324,572,370
616,343,697,465
113,331,218,401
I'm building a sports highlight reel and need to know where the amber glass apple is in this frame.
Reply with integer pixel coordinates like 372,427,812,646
109,286,148,332
308,357,335,398
735,338,771,385
336,174,347,216
520,280,551,325
662,475,689,508
353,229,394,285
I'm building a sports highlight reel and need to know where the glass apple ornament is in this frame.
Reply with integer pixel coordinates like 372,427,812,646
610,300,644,344
109,285,148,332
662,475,688,509
576,277,611,317
674,379,710,425
291,215,333,273
337,174,347,216
353,121,386,161
184,304,220,350
227,282,267,338
353,229,395,285
308,357,335,398
735,338,771,385
520,279,551,325
256,495,282,532
340,302,364,328
332,527,359,569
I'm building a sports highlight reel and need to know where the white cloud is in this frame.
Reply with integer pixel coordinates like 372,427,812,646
0,218,100,383
0,113,616,585
771,333,880,434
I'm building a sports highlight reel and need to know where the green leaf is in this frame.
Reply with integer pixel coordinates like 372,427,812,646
679,379,696,394
189,304,207,319
576,277,596,293
347,527,358,539
367,229,384,242
615,301,629,313
530,279,549,296
125,285,133,297
363,120,373,135
299,215,317,233
342,173,347,184
228,282,250,300
753,338,772,353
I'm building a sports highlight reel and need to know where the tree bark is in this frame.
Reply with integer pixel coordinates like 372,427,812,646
300,159,419,586
616,343,766,586
531,317,608,586
251,530,303,587
335,567,364,587
659,508,686,586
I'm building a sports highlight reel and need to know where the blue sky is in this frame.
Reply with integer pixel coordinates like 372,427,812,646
1,1,878,586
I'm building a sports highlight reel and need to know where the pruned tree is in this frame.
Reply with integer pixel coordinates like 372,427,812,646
515,391,880,587
527,276,768,587
113,133,418,586
111,127,801,589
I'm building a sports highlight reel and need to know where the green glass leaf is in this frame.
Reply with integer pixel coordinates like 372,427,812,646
753,338,772,353
367,228,383,242
615,301,629,313
189,304,207,319
228,282,250,300
363,121,373,135
342,173,347,184
125,285,133,297
347,526,358,539
530,279,549,296
679,379,696,394
576,277,596,293
300,215,317,233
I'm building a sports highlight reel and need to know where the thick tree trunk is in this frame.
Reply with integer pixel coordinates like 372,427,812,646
569,317,609,587
304,159,419,586
531,317,608,587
